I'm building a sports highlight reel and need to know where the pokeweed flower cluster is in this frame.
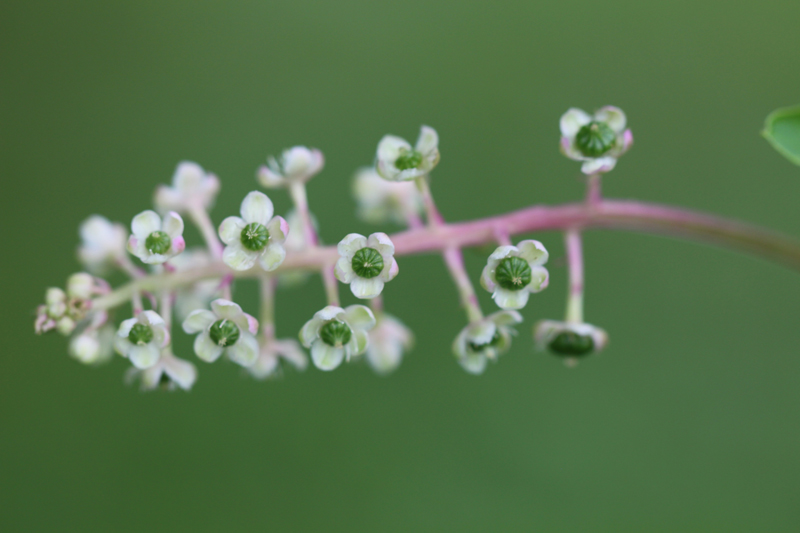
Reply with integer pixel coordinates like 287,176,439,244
34,106,800,391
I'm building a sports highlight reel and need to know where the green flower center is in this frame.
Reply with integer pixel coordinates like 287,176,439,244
575,121,616,157
240,223,269,251
394,149,423,170
128,323,154,345
548,331,595,356
145,231,172,255
351,247,384,279
209,319,240,347
319,320,352,347
495,257,532,291
468,331,501,353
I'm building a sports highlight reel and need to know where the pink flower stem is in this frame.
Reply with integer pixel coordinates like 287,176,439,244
564,229,584,324
259,274,276,340
586,173,602,205
369,294,384,315
321,265,339,307
288,181,320,246
188,205,223,259
443,247,484,323
415,176,444,226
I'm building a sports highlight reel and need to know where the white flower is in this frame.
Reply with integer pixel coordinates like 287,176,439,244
352,167,423,225
480,240,550,310
77,215,127,273
452,311,522,375
114,310,171,369
364,313,414,375
560,106,633,175
334,233,399,299
257,146,324,188
69,325,115,365
168,248,221,321
300,305,376,371
127,210,186,265
534,320,608,361
247,338,309,380
35,273,101,335
154,161,220,212
218,191,288,272
376,125,440,182
125,352,198,391
182,299,260,367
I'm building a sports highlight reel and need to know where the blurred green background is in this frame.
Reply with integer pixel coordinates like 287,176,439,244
2,1,800,531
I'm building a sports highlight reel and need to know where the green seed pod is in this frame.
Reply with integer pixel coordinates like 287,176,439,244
548,331,595,357
351,247,384,279
468,331,501,353
240,223,269,251
145,231,172,255
128,323,154,345
494,256,532,291
575,121,616,157
209,319,240,347
319,320,353,347
394,149,423,170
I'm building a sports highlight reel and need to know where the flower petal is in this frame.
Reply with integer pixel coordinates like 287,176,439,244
581,157,617,175
516,240,549,266
489,310,523,327
560,108,592,137
243,313,259,335
415,125,439,157
210,299,244,320
380,258,399,282
117,317,139,338
266,216,289,244
258,243,286,272
337,233,368,259
458,352,488,375
344,305,376,330
240,191,274,225
352,329,369,356
226,333,259,367
467,320,497,345
300,317,323,347
367,232,395,257
311,340,345,371
377,135,411,165
129,343,160,369
528,265,550,293
488,245,517,262
275,339,309,370
182,309,216,333
335,258,356,283
140,310,166,328
131,210,161,239
163,356,198,390
223,243,258,271
594,106,626,133
194,332,224,362
480,264,497,292
162,212,184,238
219,217,246,245
257,165,287,188
493,288,530,310
350,277,384,299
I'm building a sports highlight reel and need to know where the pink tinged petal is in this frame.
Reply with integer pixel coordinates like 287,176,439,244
489,245,517,262
335,258,356,283
480,265,497,292
311,340,345,371
194,332,224,362
243,313,259,335
415,125,439,157
581,157,617,175
129,343,161,369
517,240,549,266
240,191,274,225
343,305,376,330
337,233,368,259
489,310,523,327
170,236,186,255
131,210,162,239
219,217,246,245
223,243,258,271
182,310,216,333
493,288,530,310
257,165,287,188
163,356,197,390
118,317,139,337
594,106,626,133
307,149,325,176
380,258,399,282
226,333,259,367
560,137,587,161
590,326,609,352
266,216,289,243
350,277,384,299
162,212,184,238
528,266,549,292
282,146,314,177
210,299,244,320
560,108,592,137
258,243,286,272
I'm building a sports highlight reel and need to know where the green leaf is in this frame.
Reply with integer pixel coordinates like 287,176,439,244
763,105,800,166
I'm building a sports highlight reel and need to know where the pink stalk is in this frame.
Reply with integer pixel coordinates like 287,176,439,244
564,229,584,324
188,205,223,259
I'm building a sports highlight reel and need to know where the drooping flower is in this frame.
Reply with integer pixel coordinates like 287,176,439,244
68,325,115,365
247,338,309,380
125,352,198,391
559,106,633,175
154,161,220,212
352,167,423,225
452,311,522,375
35,273,103,335
363,313,413,375
182,299,260,367
376,126,440,182
299,305,376,371
534,320,608,362
257,146,324,188
334,233,399,299
77,215,127,274
218,191,288,272
114,310,170,369
127,210,186,265
480,240,550,310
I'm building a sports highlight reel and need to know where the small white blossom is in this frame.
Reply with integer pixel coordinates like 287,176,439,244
218,191,288,272
182,299,260,367
560,106,633,174
154,161,220,212
125,352,198,391
480,240,550,310
300,305,376,371
127,210,186,265
335,233,399,299
114,310,171,369
69,325,115,365
376,125,440,182
77,215,127,273
352,167,423,225
258,146,324,188
534,320,608,362
363,313,414,375
35,273,102,335
247,338,309,380
452,311,522,375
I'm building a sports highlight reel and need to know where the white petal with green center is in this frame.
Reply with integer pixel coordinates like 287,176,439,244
415,126,439,157
118,317,138,337
240,191,274,226
367,232,395,257
131,210,162,239
311,340,345,371
528,266,549,292
337,233,368,259
223,242,258,271
226,333,259,367
258,243,285,272
182,309,216,333
493,287,530,310
194,331,224,362
377,135,411,164
162,211,184,238
335,258,356,283
560,108,592,137
129,343,160,369
344,305,376,330
516,240,548,266
594,106,626,133
350,277,384,299
218,217,246,245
